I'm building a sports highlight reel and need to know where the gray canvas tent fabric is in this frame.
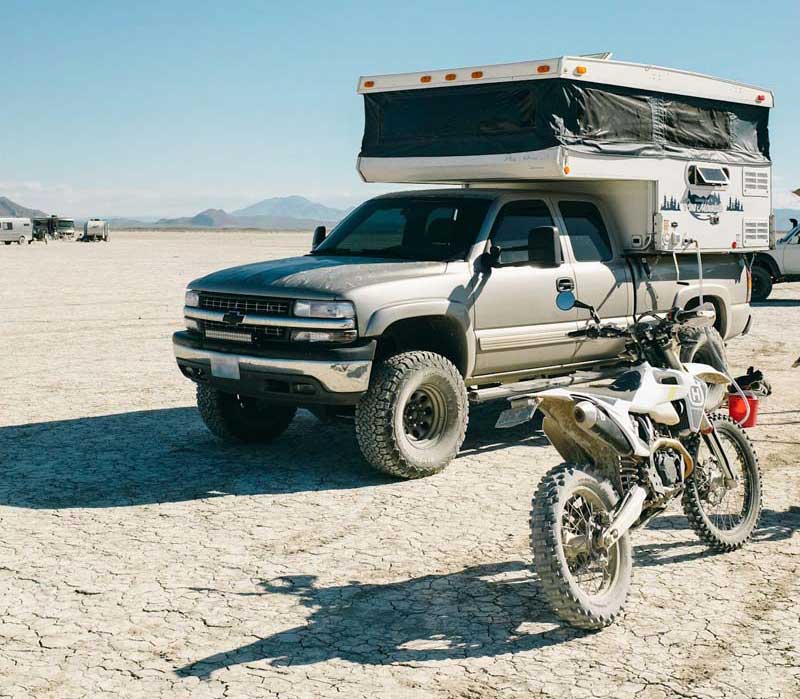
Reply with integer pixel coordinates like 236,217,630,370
361,79,770,165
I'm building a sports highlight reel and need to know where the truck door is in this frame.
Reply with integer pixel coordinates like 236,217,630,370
554,199,632,363
472,198,578,378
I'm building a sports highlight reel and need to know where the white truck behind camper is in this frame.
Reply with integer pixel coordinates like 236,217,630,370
82,219,110,242
0,217,33,245
358,53,773,255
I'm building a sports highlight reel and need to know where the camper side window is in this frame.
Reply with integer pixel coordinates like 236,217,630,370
688,165,730,187
2,223,12,230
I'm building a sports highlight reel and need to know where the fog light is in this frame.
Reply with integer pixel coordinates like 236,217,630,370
186,318,200,332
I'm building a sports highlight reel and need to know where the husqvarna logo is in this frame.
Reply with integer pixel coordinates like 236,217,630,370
689,384,705,406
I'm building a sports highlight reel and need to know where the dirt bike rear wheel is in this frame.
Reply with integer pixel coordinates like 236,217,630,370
531,463,632,629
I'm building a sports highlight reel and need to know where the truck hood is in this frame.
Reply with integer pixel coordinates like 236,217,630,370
190,255,448,298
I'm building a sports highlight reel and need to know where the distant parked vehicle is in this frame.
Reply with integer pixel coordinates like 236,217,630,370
57,218,76,239
0,217,32,245
82,219,110,242
31,217,54,243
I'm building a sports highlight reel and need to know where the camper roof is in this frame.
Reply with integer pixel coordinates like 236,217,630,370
358,54,774,108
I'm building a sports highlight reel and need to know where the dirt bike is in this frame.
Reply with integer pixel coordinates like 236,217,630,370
498,293,762,629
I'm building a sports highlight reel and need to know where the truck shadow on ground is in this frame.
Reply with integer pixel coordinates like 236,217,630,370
176,560,577,680
0,404,547,509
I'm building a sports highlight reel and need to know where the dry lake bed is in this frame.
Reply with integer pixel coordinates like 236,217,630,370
1,230,798,698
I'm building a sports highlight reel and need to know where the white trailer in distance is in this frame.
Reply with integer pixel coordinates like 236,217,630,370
0,218,33,245
82,219,110,242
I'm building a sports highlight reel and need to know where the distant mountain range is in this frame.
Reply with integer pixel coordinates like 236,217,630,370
3,193,798,232
0,196,47,218
155,196,348,230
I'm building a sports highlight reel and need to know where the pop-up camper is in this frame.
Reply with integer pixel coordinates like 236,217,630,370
357,54,773,254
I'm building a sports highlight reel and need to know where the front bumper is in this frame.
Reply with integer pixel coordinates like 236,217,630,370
173,331,375,406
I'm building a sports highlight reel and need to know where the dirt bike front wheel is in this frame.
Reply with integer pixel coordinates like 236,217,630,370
683,414,762,552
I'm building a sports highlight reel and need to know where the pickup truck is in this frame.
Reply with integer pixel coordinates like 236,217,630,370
751,218,800,300
173,188,751,478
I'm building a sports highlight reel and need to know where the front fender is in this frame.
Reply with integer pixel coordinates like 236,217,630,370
683,362,730,385
364,300,476,375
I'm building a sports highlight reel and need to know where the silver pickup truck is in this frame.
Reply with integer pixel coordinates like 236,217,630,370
173,188,751,478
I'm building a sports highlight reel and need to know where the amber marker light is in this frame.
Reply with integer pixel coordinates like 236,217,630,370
563,166,571,175
420,75,432,83
575,65,588,75
471,70,484,79
445,73,457,81
363,80,375,89
537,65,550,73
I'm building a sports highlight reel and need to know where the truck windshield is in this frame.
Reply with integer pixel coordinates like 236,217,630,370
313,197,492,261
58,220,74,229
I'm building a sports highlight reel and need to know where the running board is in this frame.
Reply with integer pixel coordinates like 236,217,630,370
468,367,627,404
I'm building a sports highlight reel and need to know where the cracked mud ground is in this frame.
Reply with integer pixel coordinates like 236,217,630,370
1,231,798,699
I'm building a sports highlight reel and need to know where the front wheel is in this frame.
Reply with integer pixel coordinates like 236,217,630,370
355,351,468,479
683,414,762,552
196,384,296,443
18,236,25,245
531,464,632,630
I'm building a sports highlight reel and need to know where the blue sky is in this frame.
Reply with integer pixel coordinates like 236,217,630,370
4,0,799,218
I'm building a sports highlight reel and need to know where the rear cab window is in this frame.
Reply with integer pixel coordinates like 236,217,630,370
558,201,614,262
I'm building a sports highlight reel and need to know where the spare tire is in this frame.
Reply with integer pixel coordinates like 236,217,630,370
679,325,729,410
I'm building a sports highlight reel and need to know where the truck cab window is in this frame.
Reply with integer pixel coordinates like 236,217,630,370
559,201,613,262
313,197,492,261
490,200,556,265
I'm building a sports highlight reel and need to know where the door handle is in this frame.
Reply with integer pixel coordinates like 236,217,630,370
556,278,575,292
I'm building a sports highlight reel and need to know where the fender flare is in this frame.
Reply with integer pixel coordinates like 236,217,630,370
364,300,476,376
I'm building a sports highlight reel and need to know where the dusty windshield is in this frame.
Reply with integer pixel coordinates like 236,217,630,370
58,220,75,229
313,197,492,261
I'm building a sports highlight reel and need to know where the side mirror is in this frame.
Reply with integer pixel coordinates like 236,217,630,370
555,290,600,323
312,225,327,250
527,226,562,268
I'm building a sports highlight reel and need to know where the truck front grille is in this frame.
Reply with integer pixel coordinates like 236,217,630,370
201,320,286,344
199,292,291,316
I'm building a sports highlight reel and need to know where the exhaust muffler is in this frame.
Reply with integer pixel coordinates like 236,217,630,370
573,401,633,456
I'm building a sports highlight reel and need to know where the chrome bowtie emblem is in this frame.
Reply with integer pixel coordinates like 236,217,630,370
222,311,245,326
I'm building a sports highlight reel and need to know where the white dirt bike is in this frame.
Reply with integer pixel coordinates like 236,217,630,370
498,294,762,629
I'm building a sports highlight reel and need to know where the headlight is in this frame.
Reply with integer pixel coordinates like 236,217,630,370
293,300,355,319
290,329,357,343
185,289,200,307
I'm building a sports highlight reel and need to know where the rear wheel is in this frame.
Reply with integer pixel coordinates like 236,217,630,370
196,384,296,443
531,464,632,629
750,266,773,302
17,236,25,245
683,414,762,552
355,351,468,479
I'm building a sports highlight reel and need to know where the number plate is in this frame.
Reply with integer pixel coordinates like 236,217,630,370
210,355,240,380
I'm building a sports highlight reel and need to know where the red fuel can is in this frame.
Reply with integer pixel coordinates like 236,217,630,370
728,392,759,428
